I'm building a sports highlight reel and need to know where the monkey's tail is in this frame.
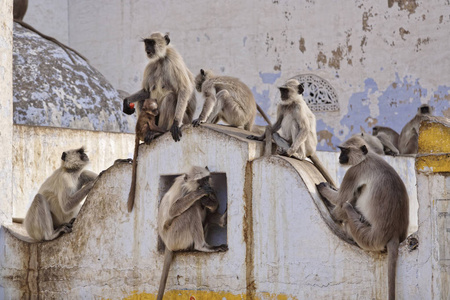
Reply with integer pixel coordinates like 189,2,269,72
309,154,337,189
157,248,174,300
256,104,272,127
386,238,400,300
127,137,140,212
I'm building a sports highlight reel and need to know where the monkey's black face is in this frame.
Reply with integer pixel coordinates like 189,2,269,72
197,176,213,193
280,88,290,100
420,106,430,114
338,147,349,164
144,39,156,58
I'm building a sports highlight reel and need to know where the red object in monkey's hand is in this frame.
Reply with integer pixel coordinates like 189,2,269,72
129,102,135,109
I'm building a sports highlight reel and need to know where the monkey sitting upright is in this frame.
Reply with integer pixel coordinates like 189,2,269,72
23,147,98,242
247,79,336,188
192,69,271,130
157,166,227,300
398,104,433,154
317,135,409,300
122,32,197,142
127,98,166,212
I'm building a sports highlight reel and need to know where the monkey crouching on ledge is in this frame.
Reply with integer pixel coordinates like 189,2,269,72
317,135,409,300
122,32,197,142
22,147,99,242
127,98,166,212
156,166,227,300
247,78,337,188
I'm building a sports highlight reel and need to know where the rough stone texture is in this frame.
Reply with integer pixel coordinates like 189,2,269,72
23,0,448,151
13,22,135,133
1,125,447,299
0,0,13,225
12,125,135,219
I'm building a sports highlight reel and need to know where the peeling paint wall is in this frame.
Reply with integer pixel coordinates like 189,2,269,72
0,0,13,225
11,125,135,219
23,0,450,150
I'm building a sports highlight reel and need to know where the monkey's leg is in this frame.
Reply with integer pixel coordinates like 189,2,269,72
193,90,220,127
79,170,98,187
316,182,339,205
191,214,228,252
343,202,375,249
26,194,72,241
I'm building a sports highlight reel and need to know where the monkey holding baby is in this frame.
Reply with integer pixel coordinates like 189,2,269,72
123,32,196,142
317,135,409,300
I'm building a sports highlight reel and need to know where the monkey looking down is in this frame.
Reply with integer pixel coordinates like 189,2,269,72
372,126,400,156
23,147,98,242
123,32,197,142
157,166,227,300
193,69,271,130
317,135,409,300
127,99,166,212
247,79,336,188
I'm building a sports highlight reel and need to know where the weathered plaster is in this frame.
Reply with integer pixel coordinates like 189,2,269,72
0,0,13,225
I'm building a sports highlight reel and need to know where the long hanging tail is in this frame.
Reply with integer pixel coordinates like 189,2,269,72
256,104,272,126
157,248,174,300
386,238,400,300
127,137,140,212
309,154,337,188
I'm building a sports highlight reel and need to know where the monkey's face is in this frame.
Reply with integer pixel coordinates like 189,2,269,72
143,33,170,60
142,99,159,116
195,73,206,92
197,175,213,194
338,144,368,165
279,87,291,101
61,147,89,170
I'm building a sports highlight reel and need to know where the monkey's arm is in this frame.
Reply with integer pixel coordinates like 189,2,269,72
61,181,95,213
170,83,194,141
78,170,98,187
167,190,209,221
317,182,339,205
247,115,283,141
193,88,216,127
123,89,150,115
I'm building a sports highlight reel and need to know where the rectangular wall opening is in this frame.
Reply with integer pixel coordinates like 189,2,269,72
157,172,228,253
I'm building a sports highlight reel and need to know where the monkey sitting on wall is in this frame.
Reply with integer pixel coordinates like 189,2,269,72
372,126,400,156
398,104,433,154
192,69,271,130
23,147,98,242
157,166,227,300
122,32,197,142
127,98,166,212
247,79,336,188
317,135,409,300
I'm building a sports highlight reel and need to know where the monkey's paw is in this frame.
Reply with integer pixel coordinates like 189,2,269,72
144,131,158,144
170,121,182,142
247,135,263,141
192,119,203,127
214,244,228,252
122,98,136,115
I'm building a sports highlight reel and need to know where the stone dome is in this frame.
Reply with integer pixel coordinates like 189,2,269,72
13,22,135,133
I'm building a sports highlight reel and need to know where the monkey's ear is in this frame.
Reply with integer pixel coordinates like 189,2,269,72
200,69,205,76
298,84,304,95
183,174,188,181
205,166,209,171
61,152,66,161
360,145,368,155
164,35,170,45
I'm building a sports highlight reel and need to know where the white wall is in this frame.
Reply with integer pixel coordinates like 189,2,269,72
23,0,450,150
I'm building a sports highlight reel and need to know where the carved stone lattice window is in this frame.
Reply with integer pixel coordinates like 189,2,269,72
289,74,340,112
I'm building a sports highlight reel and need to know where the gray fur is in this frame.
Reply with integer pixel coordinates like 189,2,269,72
317,135,409,300
157,166,227,299
193,69,257,131
372,126,400,156
398,104,433,154
23,147,98,242
359,132,384,155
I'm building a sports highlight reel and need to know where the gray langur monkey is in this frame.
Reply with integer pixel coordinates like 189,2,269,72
192,69,271,130
358,132,384,155
23,147,98,242
398,104,433,154
123,32,197,142
316,135,409,300
372,126,400,156
157,166,227,300
247,79,337,188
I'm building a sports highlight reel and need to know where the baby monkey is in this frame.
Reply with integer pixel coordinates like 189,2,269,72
127,98,165,212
